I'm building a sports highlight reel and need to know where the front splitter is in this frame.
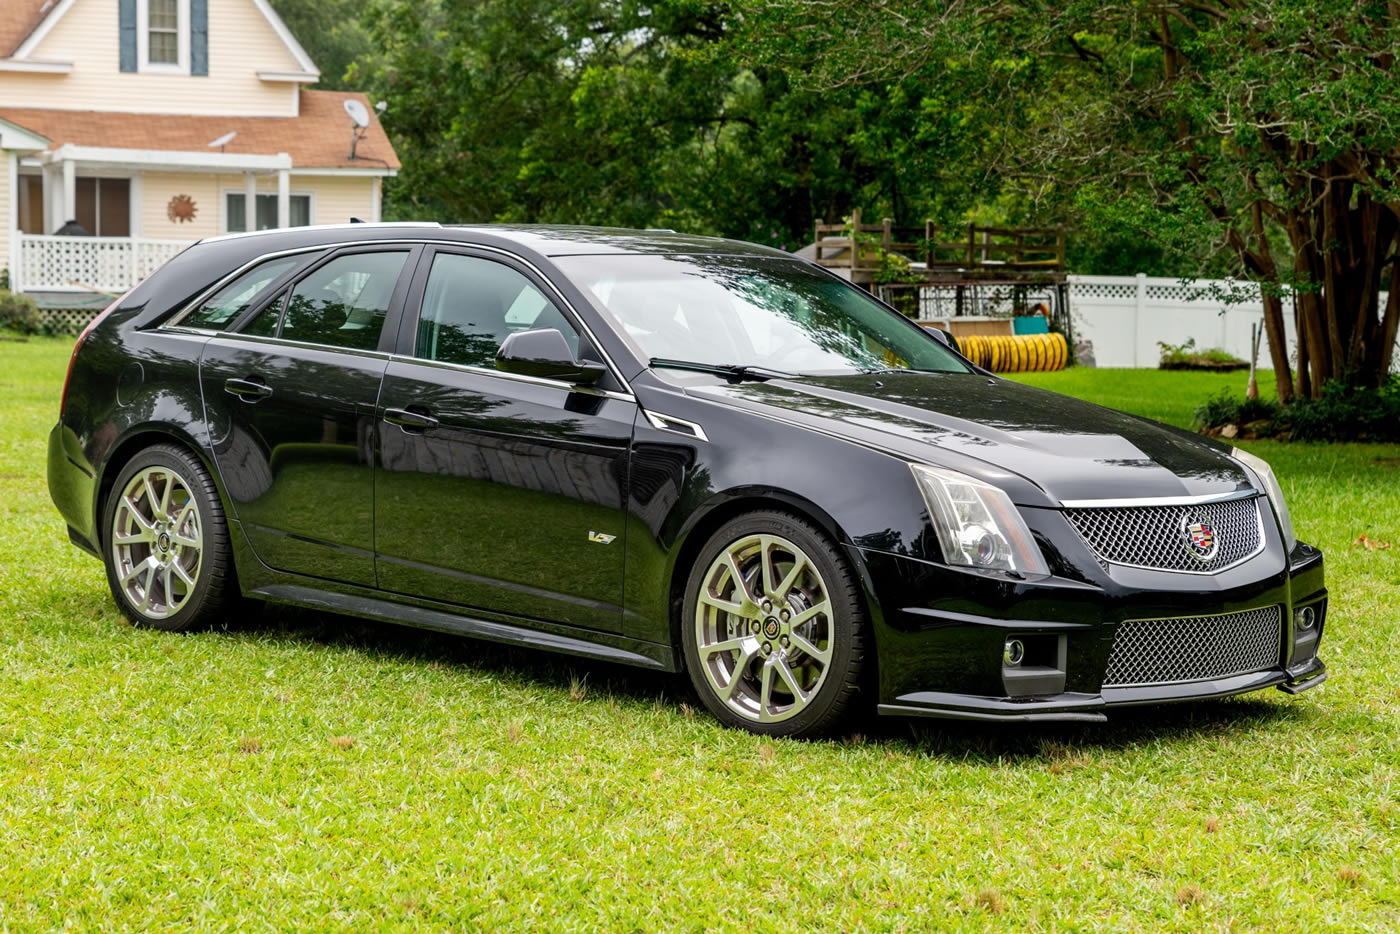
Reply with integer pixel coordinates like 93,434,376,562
877,658,1326,724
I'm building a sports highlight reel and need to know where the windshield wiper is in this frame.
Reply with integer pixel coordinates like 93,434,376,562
649,358,797,382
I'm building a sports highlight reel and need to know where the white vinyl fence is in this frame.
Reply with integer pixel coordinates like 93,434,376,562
1069,274,1295,369
1070,273,1400,371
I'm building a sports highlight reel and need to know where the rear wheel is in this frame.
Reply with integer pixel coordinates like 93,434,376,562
682,511,866,737
103,444,235,632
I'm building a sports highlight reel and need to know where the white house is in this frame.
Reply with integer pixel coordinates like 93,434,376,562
0,0,400,306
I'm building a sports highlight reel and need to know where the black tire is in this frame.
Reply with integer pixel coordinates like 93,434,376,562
681,510,867,737
102,443,237,632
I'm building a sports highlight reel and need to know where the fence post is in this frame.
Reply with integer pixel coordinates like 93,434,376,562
850,207,862,269
1134,272,1147,367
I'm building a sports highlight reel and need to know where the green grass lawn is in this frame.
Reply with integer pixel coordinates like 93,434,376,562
3,338,1399,930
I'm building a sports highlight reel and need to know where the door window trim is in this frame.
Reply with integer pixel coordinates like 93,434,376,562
396,244,633,396
161,237,635,395
252,245,420,353
164,246,326,330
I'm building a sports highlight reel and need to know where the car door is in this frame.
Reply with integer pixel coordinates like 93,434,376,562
374,247,636,633
199,245,420,587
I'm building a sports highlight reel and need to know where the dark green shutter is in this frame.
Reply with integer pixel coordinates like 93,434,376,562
190,0,208,76
118,0,137,72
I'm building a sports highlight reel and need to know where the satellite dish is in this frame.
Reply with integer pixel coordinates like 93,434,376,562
207,131,237,151
343,99,370,128
375,100,387,113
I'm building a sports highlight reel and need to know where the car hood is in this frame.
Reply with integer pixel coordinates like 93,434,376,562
686,371,1253,506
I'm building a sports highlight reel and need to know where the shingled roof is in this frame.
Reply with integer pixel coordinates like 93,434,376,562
0,90,399,170
1,0,53,58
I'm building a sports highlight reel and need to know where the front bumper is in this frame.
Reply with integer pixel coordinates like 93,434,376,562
856,529,1328,723
878,657,1327,723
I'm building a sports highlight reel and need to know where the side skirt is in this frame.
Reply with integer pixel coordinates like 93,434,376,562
247,583,676,671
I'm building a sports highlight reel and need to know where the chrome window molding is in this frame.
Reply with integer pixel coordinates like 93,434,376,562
160,237,637,396
205,330,395,360
388,353,636,402
643,411,709,442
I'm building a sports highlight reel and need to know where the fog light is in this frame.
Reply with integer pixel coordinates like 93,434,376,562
1295,605,1317,631
1003,638,1025,667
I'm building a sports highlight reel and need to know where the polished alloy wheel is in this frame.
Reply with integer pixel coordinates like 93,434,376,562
110,466,203,620
694,533,834,723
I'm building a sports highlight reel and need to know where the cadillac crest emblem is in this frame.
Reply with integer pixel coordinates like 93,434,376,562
1181,513,1218,561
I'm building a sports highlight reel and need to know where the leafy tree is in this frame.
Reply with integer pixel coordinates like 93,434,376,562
267,0,373,90
354,0,1001,251
733,0,1400,396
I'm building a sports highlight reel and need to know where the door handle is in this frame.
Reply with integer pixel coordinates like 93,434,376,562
224,377,273,401
383,406,439,432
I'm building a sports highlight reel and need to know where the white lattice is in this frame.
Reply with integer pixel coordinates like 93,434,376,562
1069,281,1138,300
16,234,192,292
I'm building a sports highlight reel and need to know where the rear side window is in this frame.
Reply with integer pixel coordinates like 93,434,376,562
273,251,409,351
181,257,299,330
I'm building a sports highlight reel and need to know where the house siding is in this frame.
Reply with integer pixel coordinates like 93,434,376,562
294,175,377,228
5,0,303,117
140,172,222,240
134,173,376,241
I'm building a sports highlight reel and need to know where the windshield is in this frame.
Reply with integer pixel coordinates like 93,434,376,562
554,253,971,376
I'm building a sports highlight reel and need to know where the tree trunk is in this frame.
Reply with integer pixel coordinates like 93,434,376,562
1248,200,1293,403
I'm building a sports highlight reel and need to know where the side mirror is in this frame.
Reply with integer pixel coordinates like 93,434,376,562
927,326,959,354
496,328,607,386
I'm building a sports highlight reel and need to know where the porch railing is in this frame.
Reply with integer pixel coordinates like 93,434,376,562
15,233,194,293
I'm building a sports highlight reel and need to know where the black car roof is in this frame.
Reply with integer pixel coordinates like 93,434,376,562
448,225,791,258
201,222,793,259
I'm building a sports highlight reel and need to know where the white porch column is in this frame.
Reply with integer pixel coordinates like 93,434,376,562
61,157,75,228
243,172,257,231
41,164,55,232
128,173,142,237
276,162,290,229
7,152,18,290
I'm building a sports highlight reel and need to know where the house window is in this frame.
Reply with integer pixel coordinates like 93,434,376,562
148,0,179,65
225,192,312,232
74,178,132,237
136,0,189,72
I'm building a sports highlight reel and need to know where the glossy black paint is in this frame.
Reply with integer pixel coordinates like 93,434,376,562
48,223,1327,723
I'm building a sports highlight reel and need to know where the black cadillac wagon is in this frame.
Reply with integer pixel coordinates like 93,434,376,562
47,223,1327,736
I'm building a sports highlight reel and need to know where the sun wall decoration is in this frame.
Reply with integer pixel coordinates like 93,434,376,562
166,194,198,224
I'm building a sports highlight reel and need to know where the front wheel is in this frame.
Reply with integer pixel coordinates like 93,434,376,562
103,444,236,632
682,511,867,737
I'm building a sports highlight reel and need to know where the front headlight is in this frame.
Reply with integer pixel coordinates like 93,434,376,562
910,463,1050,578
1231,447,1297,553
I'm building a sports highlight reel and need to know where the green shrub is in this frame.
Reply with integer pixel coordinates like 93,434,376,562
1158,338,1248,369
1194,377,1400,442
1279,376,1400,442
1193,390,1280,429
0,290,42,335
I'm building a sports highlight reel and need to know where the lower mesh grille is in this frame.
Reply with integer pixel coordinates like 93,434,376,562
1104,606,1281,687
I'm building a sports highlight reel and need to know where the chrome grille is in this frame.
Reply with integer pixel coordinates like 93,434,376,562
1104,606,1281,687
1065,496,1265,573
